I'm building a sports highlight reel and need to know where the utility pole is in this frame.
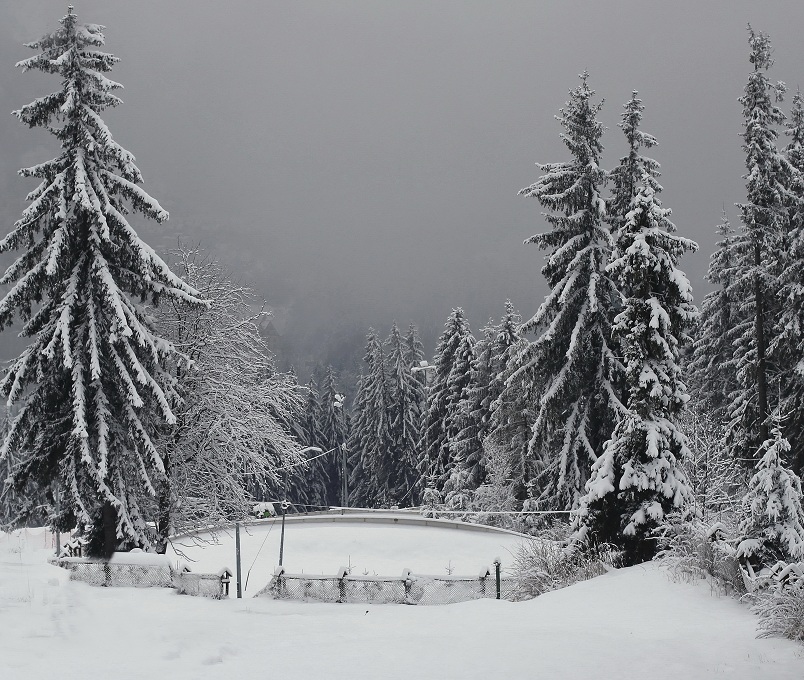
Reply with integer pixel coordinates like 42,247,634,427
279,463,288,567
340,443,348,507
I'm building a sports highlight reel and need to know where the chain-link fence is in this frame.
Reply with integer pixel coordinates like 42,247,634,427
173,570,231,599
54,557,174,588
52,556,232,598
259,566,518,605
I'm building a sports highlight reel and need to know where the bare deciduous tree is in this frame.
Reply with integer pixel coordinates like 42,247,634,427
154,245,304,548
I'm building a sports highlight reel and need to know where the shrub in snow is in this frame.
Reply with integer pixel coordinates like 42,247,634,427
752,581,804,642
736,427,804,567
657,514,746,595
252,502,276,519
511,539,620,601
420,483,442,518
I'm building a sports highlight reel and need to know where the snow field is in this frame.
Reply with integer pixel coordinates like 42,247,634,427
2,525,803,680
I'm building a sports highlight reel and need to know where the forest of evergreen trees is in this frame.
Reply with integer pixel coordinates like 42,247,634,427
1,11,802,571
321,27,804,567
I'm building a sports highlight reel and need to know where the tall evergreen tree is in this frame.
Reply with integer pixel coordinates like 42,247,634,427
487,301,530,502
298,378,328,507
348,330,393,506
404,323,427,503
302,378,322,449
0,9,204,554
441,330,477,494
447,320,495,495
574,177,697,564
774,88,804,475
385,323,423,505
689,211,743,422
419,308,472,493
404,322,427,422
319,365,349,504
514,72,625,511
727,27,800,464
449,301,524,497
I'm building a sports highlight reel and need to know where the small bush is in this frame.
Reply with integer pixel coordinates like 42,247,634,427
510,539,620,600
753,584,804,641
657,516,745,595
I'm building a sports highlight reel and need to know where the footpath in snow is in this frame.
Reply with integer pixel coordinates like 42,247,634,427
1,527,802,680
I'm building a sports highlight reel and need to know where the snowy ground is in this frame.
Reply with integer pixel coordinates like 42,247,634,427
1,527,802,680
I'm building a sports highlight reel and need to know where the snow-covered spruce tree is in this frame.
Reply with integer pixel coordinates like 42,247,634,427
688,210,743,423
440,331,479,507
727,27,800,466
449,301,525,500
385,323,422,505
446,319,494,498
0,10,205,555
418,309,473,494
348,329,394,507
773,88,804,476
302,378,323,450
514,72,625,511
154,246,304,542
487,301,531,503
608,91,660,236
403,323,426,503
297,377,329,508
319,365,349,505
736,425,804,566
574,177,697,564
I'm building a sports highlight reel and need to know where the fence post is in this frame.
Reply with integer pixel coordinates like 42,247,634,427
337,566,348,603
402,568,412,605
493,558,501,600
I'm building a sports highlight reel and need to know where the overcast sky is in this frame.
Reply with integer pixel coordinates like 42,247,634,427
2,1,804,362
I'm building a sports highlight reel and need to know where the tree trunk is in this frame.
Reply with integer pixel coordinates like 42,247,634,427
101,500,117,560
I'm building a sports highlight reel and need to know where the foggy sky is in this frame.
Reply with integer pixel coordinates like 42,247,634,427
2,1,804,365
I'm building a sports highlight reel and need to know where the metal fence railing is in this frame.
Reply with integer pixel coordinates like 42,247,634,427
258,565,518,605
